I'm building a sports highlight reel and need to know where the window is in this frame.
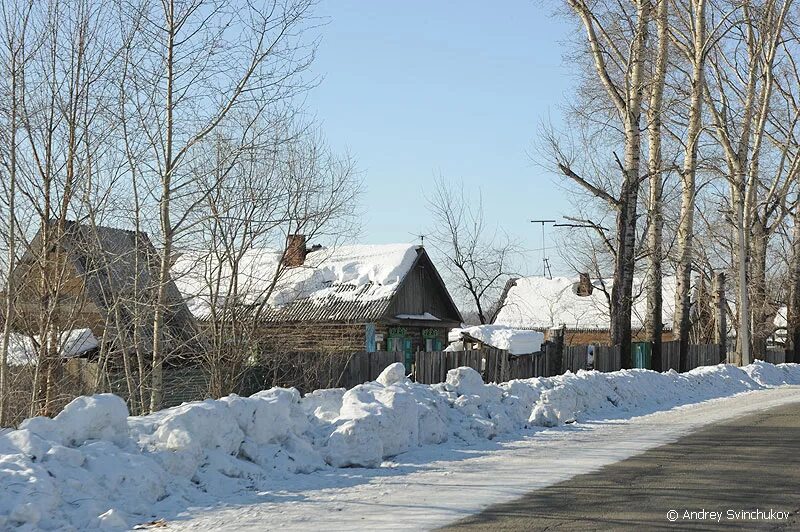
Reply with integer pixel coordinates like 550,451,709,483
387,337,403,352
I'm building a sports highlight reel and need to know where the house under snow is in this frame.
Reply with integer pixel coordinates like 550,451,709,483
174,235,463,366
492,275,679,345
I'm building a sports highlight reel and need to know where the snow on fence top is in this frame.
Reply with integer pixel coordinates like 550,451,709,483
494,276,678,331
448,325,544,355
173,243,421,320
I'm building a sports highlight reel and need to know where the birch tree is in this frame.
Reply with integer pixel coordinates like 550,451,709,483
644,0,670,369
120,0,317,412
0,0,33,425
557,0,651,367
669,0,710,370
704,0,793,365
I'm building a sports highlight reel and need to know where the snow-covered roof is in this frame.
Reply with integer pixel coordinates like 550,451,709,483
493,276,678,331
395,313,440,321
173,244,422,322
7,329,98,366
449,325,544,355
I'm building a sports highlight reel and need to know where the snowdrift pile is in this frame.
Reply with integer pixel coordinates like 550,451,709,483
2,361,800,530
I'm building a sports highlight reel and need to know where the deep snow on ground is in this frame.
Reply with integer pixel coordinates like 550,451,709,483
172,385,800,531
2,361,800,530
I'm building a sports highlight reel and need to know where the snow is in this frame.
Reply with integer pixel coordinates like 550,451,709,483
1,361,800,530
449,324,545,354
775,305,788,333
395,312,440,321
6,329,98,366
376,362,408,386
173,244,420,318
494,275,679,331
174,385,800,531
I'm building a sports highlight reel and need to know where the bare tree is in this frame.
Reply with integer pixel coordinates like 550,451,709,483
0,0,34,425
119,0,318,411
551,0,652,367
668,0,712,370
426,178,518,325
644,0,670,368
703,0,793,365
183,125,361,397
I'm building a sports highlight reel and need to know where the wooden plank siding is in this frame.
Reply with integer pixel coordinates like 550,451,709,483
384,251,462,325
562,345,621,373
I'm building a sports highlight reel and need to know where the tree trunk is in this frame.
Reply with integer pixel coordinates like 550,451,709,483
787,205,800,363
613,0,650,369
0,44,19,426
645,0,668,372
749,220,769,358
734,187,751,366
713,271,727,362
150,0,175,413
673,0,706,373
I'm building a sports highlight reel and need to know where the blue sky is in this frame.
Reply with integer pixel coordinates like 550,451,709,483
305,1,574,275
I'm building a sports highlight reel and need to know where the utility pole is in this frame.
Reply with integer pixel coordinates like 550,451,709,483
531,220,556,279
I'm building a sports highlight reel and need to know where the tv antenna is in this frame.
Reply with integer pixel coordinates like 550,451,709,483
408,232,426,246
530,219,556,279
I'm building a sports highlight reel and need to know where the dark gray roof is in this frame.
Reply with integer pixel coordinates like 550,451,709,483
15,220,201,355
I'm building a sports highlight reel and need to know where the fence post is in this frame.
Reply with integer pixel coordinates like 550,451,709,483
713,271,727,363
498,348,507,383
552,327,564,376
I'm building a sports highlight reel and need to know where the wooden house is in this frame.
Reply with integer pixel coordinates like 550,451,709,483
5,220,200,358
178,236,463,366
492,275,679,346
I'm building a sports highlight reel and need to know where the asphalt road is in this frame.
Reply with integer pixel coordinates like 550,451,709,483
441,401,800,531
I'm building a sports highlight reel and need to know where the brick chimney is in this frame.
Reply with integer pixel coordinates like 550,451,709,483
284,234,307,268
575,272,593,296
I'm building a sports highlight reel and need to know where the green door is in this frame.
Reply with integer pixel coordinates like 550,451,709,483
403,338,413,372
633,342,652,369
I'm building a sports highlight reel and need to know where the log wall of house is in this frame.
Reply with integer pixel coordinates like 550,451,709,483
247,322,369,354
196,320,453,355
542,328,675,346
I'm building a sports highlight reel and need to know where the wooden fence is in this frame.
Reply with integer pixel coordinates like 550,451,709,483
234,350,405,395
415,344,621,385
758,349,786,365
414,340,786,386
107,350,406,409
562,345,622,373
415,349,483,384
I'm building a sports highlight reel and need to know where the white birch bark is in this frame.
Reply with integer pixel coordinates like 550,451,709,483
673,0,707,371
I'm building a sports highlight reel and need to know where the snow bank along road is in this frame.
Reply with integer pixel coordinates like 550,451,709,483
1,362,800,530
